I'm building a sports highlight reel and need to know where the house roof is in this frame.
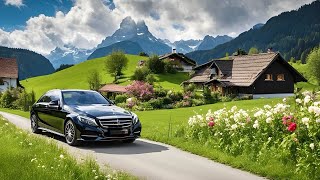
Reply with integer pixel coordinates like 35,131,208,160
187,52,307,87
0,57,18,78
99,84,128,93
159,53,197,66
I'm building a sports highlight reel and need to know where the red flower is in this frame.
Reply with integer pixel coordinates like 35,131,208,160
287,122,297,132
208,121,215,127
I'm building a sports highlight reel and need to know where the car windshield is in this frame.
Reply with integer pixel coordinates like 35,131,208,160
62,91,110,105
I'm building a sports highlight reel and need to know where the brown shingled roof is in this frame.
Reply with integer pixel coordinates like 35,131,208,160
0,57,18,78
159,53,197,66
99,84,128,93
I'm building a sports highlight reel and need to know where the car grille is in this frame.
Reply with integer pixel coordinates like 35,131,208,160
98,116,132,129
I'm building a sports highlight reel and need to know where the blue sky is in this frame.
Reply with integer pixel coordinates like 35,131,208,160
0,0,73,31
0,0,315,55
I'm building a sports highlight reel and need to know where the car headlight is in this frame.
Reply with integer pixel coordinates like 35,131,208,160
131,112,139,124
77,115,98,126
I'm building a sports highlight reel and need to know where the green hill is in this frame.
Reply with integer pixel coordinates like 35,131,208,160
21,54,188,98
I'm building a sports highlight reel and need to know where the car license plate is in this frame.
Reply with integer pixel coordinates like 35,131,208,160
111,129,128,135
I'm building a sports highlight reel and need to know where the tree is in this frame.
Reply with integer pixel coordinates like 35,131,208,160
248,47,259,55
87,69,102,91
146,55,165,74
105,51,128,81
131,67,150,81
139,52,149,57
306,46,320,84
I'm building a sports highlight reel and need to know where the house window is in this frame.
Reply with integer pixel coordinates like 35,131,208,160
277,74,285,81
265,74,273,81
0,78,4,85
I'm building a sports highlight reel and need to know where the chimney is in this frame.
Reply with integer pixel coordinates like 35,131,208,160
172,48,176,53
267,47,273,53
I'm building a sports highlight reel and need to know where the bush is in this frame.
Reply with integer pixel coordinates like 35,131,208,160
146,55,165,74
0,89,15,108
191,99,205,106
114,94,128,104
131,67,150,81
162,97,172,105
13,90,36,111
154,87,168,98
184,83,196,93
203,87,217,104
126,81,154,101
87,69,102,91
167,91,183,102
146,74,156,85
148,98,164,109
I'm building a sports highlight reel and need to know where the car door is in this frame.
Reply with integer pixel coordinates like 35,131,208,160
45,91,67,134
35,92,53,130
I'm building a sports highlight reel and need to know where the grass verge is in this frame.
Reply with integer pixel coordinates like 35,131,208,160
0,115,136,180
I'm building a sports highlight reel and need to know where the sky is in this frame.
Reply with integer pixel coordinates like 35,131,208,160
0,0,315,55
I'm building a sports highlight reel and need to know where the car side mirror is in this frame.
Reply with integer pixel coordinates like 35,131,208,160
48,100,61,109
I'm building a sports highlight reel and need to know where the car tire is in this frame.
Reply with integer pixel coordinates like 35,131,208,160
31,114,41,134
123,139,135,143
64,120,79,146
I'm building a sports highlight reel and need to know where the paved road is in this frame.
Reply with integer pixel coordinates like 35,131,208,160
0,111,264,180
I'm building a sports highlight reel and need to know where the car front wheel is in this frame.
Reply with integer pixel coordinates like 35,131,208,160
31,114,41,134
64,120,79,146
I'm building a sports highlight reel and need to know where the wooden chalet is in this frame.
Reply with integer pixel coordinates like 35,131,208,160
0,57,21,92
159,49,196,72
184,52,307,98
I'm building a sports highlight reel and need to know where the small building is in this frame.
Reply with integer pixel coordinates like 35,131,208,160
137,60,146,67
0,57,20,92
159,49,197,72
184,52,306,98
99,84,128,98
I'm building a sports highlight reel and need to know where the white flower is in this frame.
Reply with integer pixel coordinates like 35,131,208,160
59,154,64,159
231,106,237,112
266,111,273,117
310,143,315,150
31,158,37,162
264,105,271,109
296,98,302,104
92,170,96,173
268,137,272,141
266,117,272,123
304,95,311,104
253,120,259,129
28,143,32,146
316,119,320,123
126,98,132,103
314,101,320,106
254,110,264,118
283,98,287,103
231,124,238,130
5,123,9,126
301,117,310,125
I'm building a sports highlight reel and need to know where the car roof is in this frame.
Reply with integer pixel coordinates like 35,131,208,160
47,89,97,93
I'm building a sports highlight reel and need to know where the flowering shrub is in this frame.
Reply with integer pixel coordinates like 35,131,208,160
184,91,320,178
126,81,154,101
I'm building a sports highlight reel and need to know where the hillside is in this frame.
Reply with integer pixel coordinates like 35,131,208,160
187,1,320,64
21,54,188,98
87,41,143,60
0,46,55,80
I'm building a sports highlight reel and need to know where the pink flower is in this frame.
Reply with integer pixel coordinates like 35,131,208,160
208,121,215,127
287,122,297,132
209,117,214,121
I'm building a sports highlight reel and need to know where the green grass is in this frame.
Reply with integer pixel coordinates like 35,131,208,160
0,116,136,180
291,62,319,90
21,54,188,99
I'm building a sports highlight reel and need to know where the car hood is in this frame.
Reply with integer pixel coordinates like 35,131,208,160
67,104,132,118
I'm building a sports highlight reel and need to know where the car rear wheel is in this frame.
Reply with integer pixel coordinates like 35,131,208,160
65,120,79,146
31,114,41,134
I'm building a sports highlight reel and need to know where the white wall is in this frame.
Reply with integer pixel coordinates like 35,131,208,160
181,65,193,72
0,78,17,92
251,93,294,99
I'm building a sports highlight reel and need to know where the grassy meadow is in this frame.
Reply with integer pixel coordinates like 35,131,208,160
21,54,188,99
0,116,136,180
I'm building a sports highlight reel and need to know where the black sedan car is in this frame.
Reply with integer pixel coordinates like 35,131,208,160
30,89,141,146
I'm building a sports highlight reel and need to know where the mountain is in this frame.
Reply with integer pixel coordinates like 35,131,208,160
172,39,202,54
97,16,171,55
47,46,93,69
252,23,264,30
187,1,320,64
196,35,233,51
0,46,55,80
87,41,144,60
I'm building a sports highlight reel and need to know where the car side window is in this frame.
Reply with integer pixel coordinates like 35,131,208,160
38,91,60,103
50,91,60,102
38,93,52,103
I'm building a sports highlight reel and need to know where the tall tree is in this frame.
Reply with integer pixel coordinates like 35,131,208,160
87,69,102,91
105,51,128,82
306,46,320,84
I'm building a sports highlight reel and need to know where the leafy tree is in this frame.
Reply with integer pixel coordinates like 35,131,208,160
289,57,296,63
131,67,150,81
248,47,259,55
163,59,180,74
306,46,320,84
87,69,102,91
146,55,165,74
232,49,247,56
105,51,128,81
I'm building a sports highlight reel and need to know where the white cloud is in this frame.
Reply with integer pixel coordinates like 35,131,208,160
4,0,24,7
0,0,315,55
